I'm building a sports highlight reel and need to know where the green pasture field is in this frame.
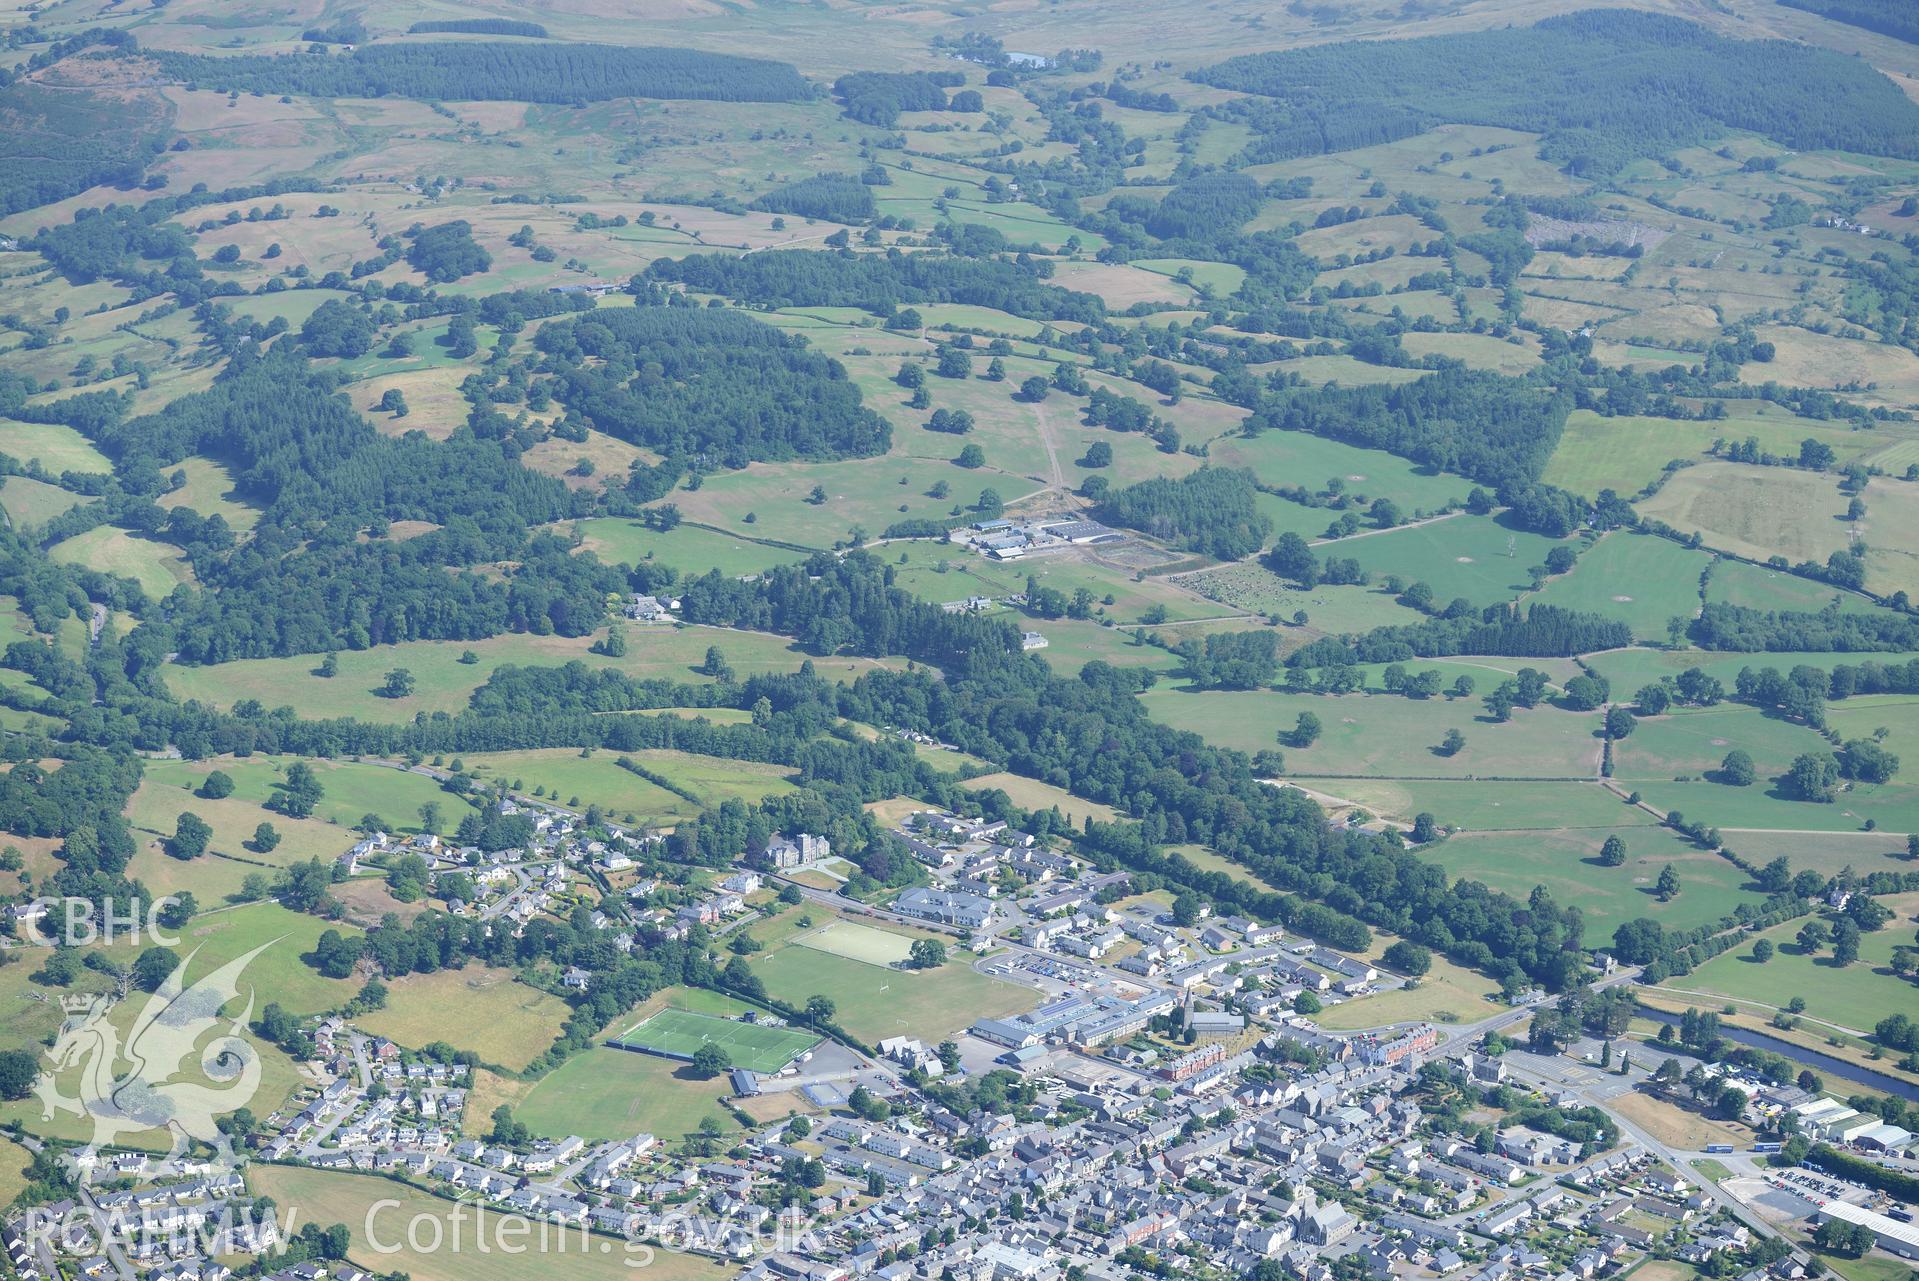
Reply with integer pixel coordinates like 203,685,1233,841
48,526,195,599
0,1136,29,1209
1704,558,1887,615
247,1165,721,1281
658,454,1037,553
143,754,458,837
1824,693,1919,785
1635,461,1854,566
570,515,810,574
0,937,118,1070
1334,515,1568,606
1314,255,1433,293
1254,490,1360,542
1208,429,1470,515
1419,824,1760,938
1751,323,1919,413
456,747,793,820
1611,702,1833,787
1861,477,1919,600
1664,893,1919,1034
356,967,571,1072
1048,261,1194,308
1132,258,1247,295
1139,687,1602,779
1332,288,1460,326
1180,564,1430,634
123,900,360,1017
912,303,1054,338
1398,331,1541,375
1541,410,1876,498
0,988,308,1148
613,1008,818,1074
1340,655,1584,692
1291,213,1432,260
753,941,1030,1045
512,1046,742,1143
1016,617,1186,677
1583,648,1919,697
125,840,261,908
883,539,1217,626
1589,339,1696,367
1324,778,1653,830
124,772,360,865
1528,533,1709,641
1712,828,1913,880
793,920,915,966
1626,770,1919,835
156,457,261,533
964,771,1121,825
0,475,84,528
1315,950,1505,1030
161,624,897,722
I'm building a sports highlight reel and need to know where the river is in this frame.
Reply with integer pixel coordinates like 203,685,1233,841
1639,1006,1919,1102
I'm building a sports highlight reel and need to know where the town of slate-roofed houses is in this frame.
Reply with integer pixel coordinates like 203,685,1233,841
6,799,1916,1281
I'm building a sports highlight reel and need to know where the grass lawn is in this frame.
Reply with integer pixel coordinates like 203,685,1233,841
1140,687,1601,780
356,967,571,1072
247,1166,730,1281
1528,533,1709,642
794,920,916,966
512,1046,745,1143
614,1009,819,1073
753,944,1030,1044
1663,893,1919,1034
1809,1250,1919,1281
1419,825,1760,939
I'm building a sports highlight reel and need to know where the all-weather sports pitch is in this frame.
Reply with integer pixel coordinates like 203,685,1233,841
610,1009,820,1074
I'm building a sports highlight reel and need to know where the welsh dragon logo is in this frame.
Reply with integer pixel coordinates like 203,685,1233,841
36,942,274,1181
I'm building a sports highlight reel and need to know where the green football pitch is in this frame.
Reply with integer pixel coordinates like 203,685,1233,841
610,1009,820,1074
